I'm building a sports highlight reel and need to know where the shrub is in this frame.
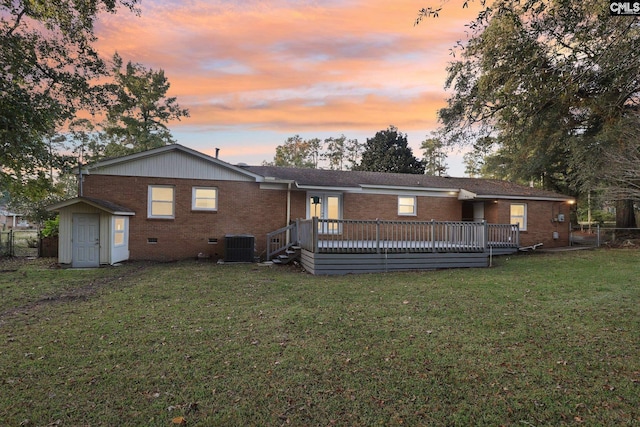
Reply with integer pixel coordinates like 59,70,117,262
41,216,59,238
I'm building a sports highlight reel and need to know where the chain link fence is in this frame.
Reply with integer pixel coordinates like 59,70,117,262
0,230,40,257
571,224,640,248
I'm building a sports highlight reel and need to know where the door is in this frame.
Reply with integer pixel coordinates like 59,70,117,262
309,194,341,234
72,213,100,268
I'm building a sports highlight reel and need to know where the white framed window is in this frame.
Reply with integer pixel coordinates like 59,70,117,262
113,217,126,247
192,187,218,211
510,203,527,231
148,185,175,219
398,196,417,216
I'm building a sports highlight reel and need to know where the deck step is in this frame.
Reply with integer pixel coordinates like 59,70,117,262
271,247,301,265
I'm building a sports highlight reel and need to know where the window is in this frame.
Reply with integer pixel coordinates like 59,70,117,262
398,196,417,216
148,185,175,218
113,217,126,247
510,203,527,231
192,187,218,211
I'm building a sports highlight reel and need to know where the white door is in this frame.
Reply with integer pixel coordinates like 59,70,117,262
309,194,341,234
72,214,100,268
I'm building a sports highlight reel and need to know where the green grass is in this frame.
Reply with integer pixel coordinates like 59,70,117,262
0,250,638,426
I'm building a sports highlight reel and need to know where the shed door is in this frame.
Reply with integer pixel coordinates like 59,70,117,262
72,213,100,268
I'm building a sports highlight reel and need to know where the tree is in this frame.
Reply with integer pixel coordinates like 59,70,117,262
344,138,363,170
1,0,139,198
323,135,347,170
418,0,640,226
420,137,448,176
99,54,189,159
354,126,425,174
271,135,317,168
601,114,640,226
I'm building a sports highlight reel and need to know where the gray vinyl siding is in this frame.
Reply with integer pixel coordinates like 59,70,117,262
89,151,254,181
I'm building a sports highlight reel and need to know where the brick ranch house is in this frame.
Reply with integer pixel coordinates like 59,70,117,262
48,144,575,272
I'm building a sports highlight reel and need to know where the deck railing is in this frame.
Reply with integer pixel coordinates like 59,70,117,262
266,223,297,260
487,223,520,248
297,218,502,254
268,219,520,259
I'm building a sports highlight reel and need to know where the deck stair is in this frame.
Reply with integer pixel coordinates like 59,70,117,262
272,246,301,264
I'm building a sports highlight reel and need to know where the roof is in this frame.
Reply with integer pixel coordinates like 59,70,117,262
244,165,574,201
63,144,573,202
47,197,136,215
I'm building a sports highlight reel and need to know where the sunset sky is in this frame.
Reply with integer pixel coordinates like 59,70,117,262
94,0,481,175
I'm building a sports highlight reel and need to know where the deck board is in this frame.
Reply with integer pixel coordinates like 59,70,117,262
301,250,490,275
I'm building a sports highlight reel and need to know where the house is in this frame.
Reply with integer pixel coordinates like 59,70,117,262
0,207,31,229
47,144,575,272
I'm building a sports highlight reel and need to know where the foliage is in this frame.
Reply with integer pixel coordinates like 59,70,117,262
601,117,640,202
0,251,638,425
418,0,640,200
41,216,60,238
354,126,425,174
420,136,448,176
268,135,362,169
6,173,77,226
0,0,139,198
96,54,190,159
322,135,362,170
270,135,317,168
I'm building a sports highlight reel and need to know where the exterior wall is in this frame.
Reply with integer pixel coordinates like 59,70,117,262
289,191,307,222
57,204,112,265
81,173,572,262
342,193,462,221
83,175,288,261
491,200,572,248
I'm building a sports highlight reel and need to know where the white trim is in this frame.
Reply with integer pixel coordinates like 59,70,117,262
510,203,527,231
113,217,127,247
360,184,459,193
148,185,175,219
192,187,218,211
470,194,574,202
398,196,417,216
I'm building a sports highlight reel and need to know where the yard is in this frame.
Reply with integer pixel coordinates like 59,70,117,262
0,250,638,426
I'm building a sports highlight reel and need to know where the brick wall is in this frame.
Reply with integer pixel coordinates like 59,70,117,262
83,175,288,261
492,200,571,248
83,174,571,260
343,193,461,221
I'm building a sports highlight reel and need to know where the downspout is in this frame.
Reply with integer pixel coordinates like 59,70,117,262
78,162,83,197
286,182,291,244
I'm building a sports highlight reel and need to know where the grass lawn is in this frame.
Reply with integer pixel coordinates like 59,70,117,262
0,249,638,426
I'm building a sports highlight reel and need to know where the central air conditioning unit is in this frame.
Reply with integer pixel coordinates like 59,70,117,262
224,234,255,262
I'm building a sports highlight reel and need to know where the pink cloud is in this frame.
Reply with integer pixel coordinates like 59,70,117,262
93,0,481,171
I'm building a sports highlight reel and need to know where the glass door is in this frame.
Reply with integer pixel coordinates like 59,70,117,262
308,194,341,234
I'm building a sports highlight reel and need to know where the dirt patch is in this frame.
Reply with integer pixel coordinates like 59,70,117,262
0,260,153,325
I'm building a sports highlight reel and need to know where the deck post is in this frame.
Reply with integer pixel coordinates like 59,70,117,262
312,216,319,253
431,219,436,252
483,220,488,251
376,219,380,254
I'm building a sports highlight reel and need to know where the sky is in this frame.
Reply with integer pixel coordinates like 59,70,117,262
94,0,481,176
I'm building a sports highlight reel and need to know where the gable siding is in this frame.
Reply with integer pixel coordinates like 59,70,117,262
82,175,287,261
89,151,255,181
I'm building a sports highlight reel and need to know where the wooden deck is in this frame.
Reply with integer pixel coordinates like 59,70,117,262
267,218,519,275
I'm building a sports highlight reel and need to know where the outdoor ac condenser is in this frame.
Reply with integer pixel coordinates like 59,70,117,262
224,234,255,262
